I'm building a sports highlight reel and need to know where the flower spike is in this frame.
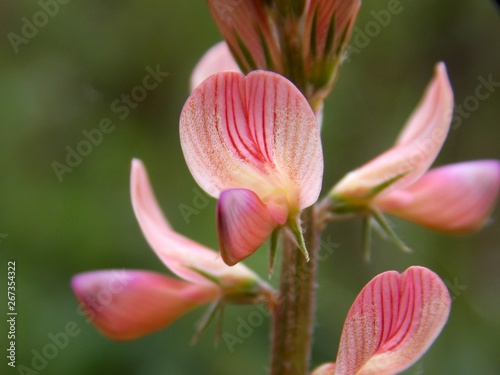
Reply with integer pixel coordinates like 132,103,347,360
180,70,323,264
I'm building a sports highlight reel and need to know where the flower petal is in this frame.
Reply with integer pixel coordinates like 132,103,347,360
206,0,281,72
72,270,217,340
180,70,323,210
217,188,280,266
375,160,500,233
333,266,450,375
131,159,259,285
332,63,453,202
311,363,336,375
190,41,240,92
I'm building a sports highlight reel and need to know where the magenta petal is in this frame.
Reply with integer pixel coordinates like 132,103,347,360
376,160,500,232
131,159,260,285
190,41,240,91
72,270,218,340
217,188,278,266
334,266,451,375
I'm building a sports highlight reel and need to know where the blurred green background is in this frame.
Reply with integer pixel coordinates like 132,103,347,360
1,0,499,374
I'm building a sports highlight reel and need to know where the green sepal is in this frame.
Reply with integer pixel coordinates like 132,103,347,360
235,31,258,71
367,171,411,199
258,28,275,71
275,0,306,17
323,13,336,57
310,6,319,57
191,300,224,345
287,216,309,262
268,227,280,278
186,266,222,286
370,209,412,254
327,170,411,212
227,40,250,73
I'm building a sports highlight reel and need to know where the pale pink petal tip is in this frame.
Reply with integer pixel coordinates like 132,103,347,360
334,266,451,375
217,188,277,266
131,158,171,230
311,363,336,375
376,160,500,233
190,41,240,92
332,63,454,201
72,270,217,340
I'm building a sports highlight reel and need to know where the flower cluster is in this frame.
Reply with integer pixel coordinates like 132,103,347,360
72,1,499,374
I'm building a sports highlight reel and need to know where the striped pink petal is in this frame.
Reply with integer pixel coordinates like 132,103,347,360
190,41,240,92
332,63,453,202
72,270,218,340
131,159,259,285
334,266,451,375
217,188,283,265
180,70,323,212
375,160,500,233
206,0,281,72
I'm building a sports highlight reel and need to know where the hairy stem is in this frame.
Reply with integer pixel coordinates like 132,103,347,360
270,206,319,375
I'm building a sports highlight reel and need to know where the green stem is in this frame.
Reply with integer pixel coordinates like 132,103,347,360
269,206,319,375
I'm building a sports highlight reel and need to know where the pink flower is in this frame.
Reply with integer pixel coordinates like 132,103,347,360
311,266,451,375
330,63,500,233
72,159,270,340
72,270,217,341
180,70,323,265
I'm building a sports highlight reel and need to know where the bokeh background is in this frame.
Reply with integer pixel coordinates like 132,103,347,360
1,0,499,374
